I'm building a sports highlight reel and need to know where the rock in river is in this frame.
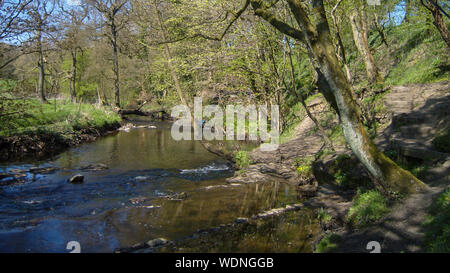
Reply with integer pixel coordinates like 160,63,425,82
69,174,84,184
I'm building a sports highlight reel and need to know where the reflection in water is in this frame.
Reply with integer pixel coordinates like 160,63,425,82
0,121,311,253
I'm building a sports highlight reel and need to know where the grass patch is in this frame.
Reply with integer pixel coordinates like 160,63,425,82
0,99,121,137
317,208,332,224
383,23,449,85
347,189,390,228
422,188,450,253
315,233,341,253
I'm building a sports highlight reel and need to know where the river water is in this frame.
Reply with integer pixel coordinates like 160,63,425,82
0,121,311,253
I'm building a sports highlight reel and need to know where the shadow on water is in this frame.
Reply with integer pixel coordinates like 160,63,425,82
0,121,314,253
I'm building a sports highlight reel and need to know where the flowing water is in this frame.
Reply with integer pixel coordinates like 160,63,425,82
0,121,314,253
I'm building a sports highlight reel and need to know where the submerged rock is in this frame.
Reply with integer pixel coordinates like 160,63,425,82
68,174,84,184
29,167,59,174
118,123,135,132
8,169,26,174
79,163,109,171
0,173,12,180
129,196,147,204
234,217,249,224
135,176,148,181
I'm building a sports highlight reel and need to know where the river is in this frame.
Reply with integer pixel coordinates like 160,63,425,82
0,121,311,253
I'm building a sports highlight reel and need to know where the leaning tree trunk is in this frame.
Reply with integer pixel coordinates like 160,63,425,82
422,0,450,48
283,0,427,194
349,8,382,84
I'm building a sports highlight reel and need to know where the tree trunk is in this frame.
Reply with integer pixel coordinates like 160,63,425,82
349,8,381,83
422,0,450,48
153,0,188,107
111,19,121,108
37,29,47,103
69,50,77,103
286,38,333,150
280,0,427,193
331,0,353,84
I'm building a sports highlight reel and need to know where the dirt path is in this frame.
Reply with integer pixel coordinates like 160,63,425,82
336,81,450,252
337,183,448,253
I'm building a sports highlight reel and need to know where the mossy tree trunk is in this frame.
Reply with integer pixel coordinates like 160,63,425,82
250,0,428,194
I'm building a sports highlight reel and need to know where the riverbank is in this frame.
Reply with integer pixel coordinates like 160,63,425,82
128,82,449,253
0,100,121,161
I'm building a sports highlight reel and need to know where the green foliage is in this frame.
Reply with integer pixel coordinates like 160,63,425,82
235,150,251,169
294,156,314,180
315,233,341,253
334,169,349,187
329,153,372,190
423,189,450,253
382,22,449,85
433,129,450,153
317,208,332,224
347,189,390,228
0,99,121,137
0,79,17,92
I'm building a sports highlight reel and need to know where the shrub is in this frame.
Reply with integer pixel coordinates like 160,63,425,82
347,189,390,228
